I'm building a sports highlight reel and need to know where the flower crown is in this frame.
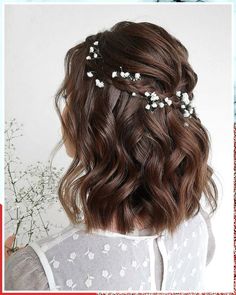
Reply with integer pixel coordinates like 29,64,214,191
85,40,195,120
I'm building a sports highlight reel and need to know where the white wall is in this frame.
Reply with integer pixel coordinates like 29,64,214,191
4,4,233,292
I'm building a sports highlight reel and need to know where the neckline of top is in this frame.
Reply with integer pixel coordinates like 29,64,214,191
70,221,166,240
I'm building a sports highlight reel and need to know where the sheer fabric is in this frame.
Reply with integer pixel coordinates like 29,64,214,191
5,206,214,291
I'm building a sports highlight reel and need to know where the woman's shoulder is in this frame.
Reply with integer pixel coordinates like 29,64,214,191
4,224,79,291
32,222,161,254
5,245,49,291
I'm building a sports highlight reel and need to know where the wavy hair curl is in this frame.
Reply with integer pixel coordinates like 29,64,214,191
53,21,218,235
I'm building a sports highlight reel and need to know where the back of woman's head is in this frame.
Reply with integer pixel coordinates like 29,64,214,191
54,21,218,235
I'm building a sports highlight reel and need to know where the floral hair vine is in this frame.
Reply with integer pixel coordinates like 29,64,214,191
143,91,172,111
141,90,195,122
112,67,141,81
86,41,104,88
86,41,101,60
85,41,196,120
176,91,195,118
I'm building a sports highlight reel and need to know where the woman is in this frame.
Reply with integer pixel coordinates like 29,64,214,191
5,21,218,291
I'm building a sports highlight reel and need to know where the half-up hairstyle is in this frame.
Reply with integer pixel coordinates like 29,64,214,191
53,21,218,235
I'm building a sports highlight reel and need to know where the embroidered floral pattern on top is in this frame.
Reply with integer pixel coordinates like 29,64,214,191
27,209,210,292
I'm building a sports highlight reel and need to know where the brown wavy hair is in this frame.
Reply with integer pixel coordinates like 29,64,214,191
52,21,218,235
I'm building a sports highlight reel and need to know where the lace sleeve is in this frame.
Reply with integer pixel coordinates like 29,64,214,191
5,245,49,291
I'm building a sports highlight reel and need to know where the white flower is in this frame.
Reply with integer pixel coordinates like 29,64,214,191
134,73,141,80
181,104,186,109
159,102,165,108
176,90,181,97
188,252,193,260
66,279,73,287
120,269,125,277
164,97,172,106
183,110,190,117
87,71,93,77
142,260,148,267
53,261,60,268
151,102,157,108
93,41,99,45
102,270,112,281
182,92,190,104
84,248,94,259
86,56,91,60
102,270,109,277
93,53,98,58
85,275,94,288
132,92,136,96
190,99,195,107
150,93,159,101
95,79,104,88
112,71,118,78
119,71,130,78
49,256,60,268
145,104,151,110
189,107,194,114
119,266,126,277
142,257,149,267
85,278,92,288
104,244,110,251
89,47,94,53
182,92,189,99
88,252,94,260
102,244,110,254
144,91,150,97
70,252,76,260
73,233,79,240
132,261,140,270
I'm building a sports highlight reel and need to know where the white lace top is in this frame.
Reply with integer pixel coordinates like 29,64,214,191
5,206,215,292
